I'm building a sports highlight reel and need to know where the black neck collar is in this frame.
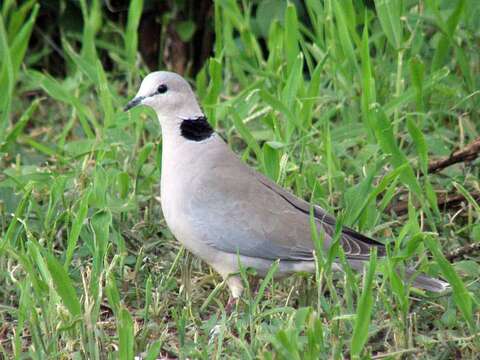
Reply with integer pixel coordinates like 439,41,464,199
179,116,214,141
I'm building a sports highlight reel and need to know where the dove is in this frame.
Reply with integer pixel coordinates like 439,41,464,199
125,71,449,301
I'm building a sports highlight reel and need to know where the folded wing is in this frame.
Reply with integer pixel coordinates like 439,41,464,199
188,146,385,261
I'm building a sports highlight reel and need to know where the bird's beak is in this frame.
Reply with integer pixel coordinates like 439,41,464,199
124,96,146,111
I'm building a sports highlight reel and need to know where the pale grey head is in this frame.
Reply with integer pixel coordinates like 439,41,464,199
124,71,203,120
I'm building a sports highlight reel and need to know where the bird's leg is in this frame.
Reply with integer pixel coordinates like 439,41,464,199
252,277,270,300
224,275,243,314
250,277,260,295
226,274,244,298
225,296,238,314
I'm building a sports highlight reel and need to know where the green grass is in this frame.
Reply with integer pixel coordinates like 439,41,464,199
1,0,480,358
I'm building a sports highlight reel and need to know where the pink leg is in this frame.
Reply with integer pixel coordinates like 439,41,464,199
225,296,238,314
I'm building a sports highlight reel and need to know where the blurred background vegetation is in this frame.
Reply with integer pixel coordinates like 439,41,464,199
0,0,479,358
19,0,214,75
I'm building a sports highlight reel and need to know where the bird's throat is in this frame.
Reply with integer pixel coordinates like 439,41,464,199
179,116,214,141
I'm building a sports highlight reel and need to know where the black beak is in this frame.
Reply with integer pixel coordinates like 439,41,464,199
124,96,146,111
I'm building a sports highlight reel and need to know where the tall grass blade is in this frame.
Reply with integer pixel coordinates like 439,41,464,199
373,108,421,196
351,249,377,358
432,0,466,70
333,0,358,73
360,15,376,137
96,59,114,129
10,3,38,79
0,15,13,142
284,3,300,72
125,0,144,73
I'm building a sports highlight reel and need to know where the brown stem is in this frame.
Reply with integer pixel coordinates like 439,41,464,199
387,190,480,215
427,136,480,174
388,137,480,214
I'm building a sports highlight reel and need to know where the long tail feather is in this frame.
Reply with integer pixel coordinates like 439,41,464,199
406,270,450,293
347,260,450,292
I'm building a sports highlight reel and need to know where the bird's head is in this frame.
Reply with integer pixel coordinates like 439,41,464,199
124,71,203,121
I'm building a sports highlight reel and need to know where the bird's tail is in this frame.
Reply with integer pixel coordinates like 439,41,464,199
348,259,450,293
406,269,450,293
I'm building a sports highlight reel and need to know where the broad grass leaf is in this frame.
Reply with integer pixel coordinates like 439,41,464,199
118,307,134,360
145,340,162,360
262,142,280,181
374,0,403,50
45,252,82,318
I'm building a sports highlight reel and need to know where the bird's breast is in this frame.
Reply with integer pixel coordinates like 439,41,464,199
159,141,213,254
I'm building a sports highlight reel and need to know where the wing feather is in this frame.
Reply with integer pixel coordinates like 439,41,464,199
252,169,386,259
188,142,385,262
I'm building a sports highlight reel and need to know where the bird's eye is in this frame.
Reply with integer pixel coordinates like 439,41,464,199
157,84,168,94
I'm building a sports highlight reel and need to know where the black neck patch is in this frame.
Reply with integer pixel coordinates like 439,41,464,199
180,116,214,141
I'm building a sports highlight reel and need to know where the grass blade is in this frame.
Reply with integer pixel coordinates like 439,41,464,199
125,0,144,73
118,307,135,360
351,249,377,358
425,236,475,331
0,15,13,142
65,189,91,268
284,3,300,72
232,112,261,159
374,0,403,50
45,251,82,318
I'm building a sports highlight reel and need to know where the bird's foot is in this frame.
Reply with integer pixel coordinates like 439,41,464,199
225,296,238,314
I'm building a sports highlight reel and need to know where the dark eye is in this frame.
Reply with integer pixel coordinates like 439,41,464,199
157,84,168,94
